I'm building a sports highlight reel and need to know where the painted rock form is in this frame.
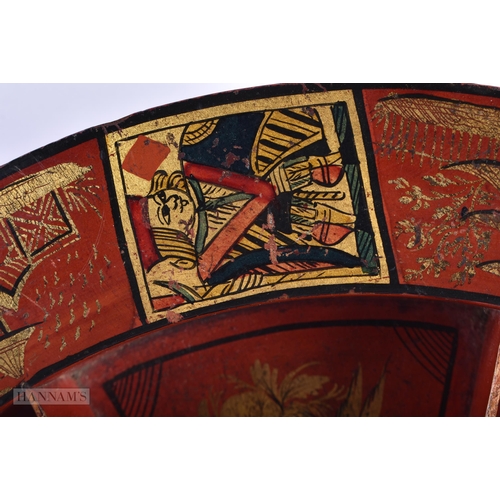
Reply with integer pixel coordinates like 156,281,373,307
1,84,500,416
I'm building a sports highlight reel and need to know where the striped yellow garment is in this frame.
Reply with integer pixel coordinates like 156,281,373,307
152,227,196,262
252,108,323,176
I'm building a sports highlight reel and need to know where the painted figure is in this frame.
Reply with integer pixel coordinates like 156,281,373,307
117,99,383,316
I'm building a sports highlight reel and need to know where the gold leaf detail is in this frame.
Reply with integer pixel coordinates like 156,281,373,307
0,327,35,378
477,261,500,277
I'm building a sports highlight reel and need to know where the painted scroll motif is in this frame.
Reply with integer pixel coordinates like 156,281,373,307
0,140,139,391
0,163,94,378
364,89,500,297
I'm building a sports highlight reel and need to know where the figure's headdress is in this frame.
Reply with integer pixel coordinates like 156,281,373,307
147,170,187,197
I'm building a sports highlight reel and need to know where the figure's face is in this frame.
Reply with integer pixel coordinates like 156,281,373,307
149,189,196,235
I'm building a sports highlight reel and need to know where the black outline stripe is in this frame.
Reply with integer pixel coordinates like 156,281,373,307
265,123,309,141
353,88,399,284
96,133,148,324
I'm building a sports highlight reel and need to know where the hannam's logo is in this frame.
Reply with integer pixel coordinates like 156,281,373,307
13,388,90,405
